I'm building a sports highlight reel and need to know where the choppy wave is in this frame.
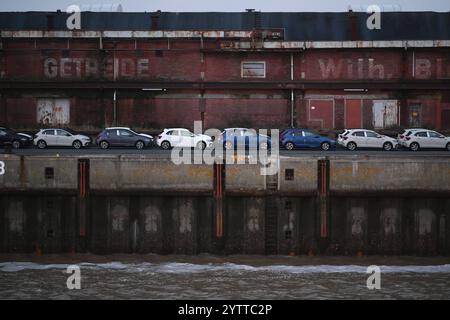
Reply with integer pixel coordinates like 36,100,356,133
1,262,450,274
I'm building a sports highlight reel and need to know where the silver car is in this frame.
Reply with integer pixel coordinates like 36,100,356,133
34,128,91,149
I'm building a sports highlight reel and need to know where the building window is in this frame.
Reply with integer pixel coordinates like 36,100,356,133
241,61,266,78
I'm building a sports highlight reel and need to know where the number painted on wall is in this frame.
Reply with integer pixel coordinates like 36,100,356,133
0,161,5,175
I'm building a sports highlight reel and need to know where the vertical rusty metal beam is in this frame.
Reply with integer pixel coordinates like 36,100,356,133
200,89,206,128
113,90,117,126
213,162,225,252
290,53,296,128
436,98,442,130
317,158,330,252
77,159,90,252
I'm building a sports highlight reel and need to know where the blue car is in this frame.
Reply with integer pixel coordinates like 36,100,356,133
280,128,336,151
219,128,271,150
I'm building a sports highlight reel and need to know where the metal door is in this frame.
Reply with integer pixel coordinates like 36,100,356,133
372,100,398,128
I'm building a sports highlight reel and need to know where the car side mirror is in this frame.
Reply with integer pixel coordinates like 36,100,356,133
377,135,382,138
440,136,445,139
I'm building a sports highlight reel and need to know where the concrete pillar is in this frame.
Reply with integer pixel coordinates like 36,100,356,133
413,200,437,256
345,199,368,255
138,197,164,253
172,197,197,254
109,197,130,253
377,199,403,255
243,197,265,254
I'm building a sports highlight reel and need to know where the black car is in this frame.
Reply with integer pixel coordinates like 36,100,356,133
0,127,33,149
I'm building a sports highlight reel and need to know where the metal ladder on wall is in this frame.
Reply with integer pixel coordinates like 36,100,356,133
265,173,278,255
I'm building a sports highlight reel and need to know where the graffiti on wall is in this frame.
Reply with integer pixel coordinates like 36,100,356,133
37,98,70,125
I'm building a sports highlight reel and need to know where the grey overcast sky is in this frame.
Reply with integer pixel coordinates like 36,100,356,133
0,0,449,12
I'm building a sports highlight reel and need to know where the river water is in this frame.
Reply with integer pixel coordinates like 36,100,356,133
0,254,449,299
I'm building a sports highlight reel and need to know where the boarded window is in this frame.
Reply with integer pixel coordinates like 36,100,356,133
241,61,266,78
372,100,398,128
409,104,422,127
37,98,70,125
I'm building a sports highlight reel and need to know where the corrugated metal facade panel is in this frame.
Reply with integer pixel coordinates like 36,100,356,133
0,12,449,41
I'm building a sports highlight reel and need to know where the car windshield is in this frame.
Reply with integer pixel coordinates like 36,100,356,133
128,129,140,135
0,128,14,134
306,130,319,136
64,128,78,135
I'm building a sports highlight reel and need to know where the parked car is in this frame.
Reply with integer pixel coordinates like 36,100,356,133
337,129,398,151
401,129,450,151
218,128,271,150
0,127,33,149
280,128,336,151
34,128,91,149
96,127,154,150
156,128,213,150
397,128,423,145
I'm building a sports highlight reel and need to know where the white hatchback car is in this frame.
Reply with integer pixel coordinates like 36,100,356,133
337,129,398,151
397,128,423,144
402,129,450,151
34,128,91,149
156,128,213,150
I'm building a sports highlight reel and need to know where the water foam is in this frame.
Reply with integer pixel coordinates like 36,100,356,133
1,262,450,274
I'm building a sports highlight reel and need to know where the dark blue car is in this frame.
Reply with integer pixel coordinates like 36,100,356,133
219,128,271,150
280,128,336,151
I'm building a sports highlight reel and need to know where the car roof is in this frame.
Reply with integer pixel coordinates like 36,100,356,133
283,128,311,131
105,127,131,130
224,128,248,131
164,128,190,131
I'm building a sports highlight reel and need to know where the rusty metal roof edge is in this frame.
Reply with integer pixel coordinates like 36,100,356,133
1,31,449,48
0,30,254,39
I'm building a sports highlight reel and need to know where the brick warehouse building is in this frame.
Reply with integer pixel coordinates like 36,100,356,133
0,11,449,133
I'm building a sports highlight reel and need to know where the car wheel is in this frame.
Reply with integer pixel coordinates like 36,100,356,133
410,142,419,151
161,141,171,150
73,140,82,149
382,142,393,151
259,142,268,150
12,140,21,149
135,141,145,150
347,142,357,151
285,142,294,151
37,140,47,149
446,143,450,151
321,142,331,151
224,141,233,150
99,141,109,149
197,141,207,150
